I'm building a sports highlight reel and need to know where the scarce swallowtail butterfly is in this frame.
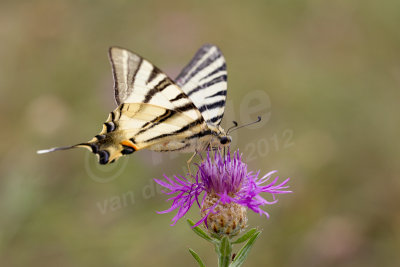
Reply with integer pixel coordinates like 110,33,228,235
37,44,231,164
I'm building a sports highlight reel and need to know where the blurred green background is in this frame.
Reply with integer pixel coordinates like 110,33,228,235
1,0,399,266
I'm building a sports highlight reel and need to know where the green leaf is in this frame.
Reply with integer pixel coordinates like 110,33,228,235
189,248,206,267
211,232,222,240
232,228,257,244
187,219,214,243
230,231,261,267
218,236,232,267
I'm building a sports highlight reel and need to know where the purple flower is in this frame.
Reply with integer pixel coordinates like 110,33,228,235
155,149,291,236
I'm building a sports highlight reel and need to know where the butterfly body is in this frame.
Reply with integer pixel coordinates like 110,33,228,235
38,44,231,164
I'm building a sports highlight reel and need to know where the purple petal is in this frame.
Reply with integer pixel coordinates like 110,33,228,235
155,148,292,226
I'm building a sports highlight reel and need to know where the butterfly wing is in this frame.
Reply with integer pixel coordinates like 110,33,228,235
100,103,206,155
109,47,200,121
92,47,211,162
38,46,225,164
175,44,227,126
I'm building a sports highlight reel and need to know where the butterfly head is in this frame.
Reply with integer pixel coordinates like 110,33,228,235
208,125,232,148
219,135,232,146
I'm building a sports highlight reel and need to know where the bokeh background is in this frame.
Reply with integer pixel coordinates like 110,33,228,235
1,0,399,266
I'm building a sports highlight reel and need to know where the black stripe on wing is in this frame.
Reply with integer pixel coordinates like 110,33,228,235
170,93,187,102
129,58,143,87
198,100,226,113
174,44,228,126
143,77,170,103
175,44,215,86
109,47,144,105
208,114,224,124
147,66,161,84
199,64,227,82
186,129,213,140
145,118,204,143
186,74,227,96
156,143,190,152
180,53,223,87
136,109,175,135
206,90,227,98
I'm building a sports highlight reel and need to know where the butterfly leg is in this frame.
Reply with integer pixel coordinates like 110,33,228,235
187,151,198,176
209,140,219,163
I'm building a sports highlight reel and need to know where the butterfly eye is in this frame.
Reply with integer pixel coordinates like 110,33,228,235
220,136,229,145
98,150,110,165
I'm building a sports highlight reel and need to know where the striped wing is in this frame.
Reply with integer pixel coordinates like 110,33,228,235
109,47,200,121
104,47,212,161
175,44,227,125
106,103,207,152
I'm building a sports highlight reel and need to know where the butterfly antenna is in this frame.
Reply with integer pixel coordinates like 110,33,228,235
226,121,238,134
227,116,262,134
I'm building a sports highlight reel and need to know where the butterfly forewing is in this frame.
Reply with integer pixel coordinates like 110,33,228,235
106,47,214,155
109,47,200,121
175,44,227,126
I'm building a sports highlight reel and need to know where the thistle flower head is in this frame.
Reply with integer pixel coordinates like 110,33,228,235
155,149,291,237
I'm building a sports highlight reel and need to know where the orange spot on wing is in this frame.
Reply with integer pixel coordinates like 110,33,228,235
121,140,139,150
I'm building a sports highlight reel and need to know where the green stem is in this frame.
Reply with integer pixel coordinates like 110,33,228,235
216,236,232,267
187,219,260,267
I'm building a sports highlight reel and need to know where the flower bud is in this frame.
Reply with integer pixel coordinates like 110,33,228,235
201,193,247,237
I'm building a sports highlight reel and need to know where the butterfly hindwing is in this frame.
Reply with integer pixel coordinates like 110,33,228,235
102,103,206,152
175,44,227,126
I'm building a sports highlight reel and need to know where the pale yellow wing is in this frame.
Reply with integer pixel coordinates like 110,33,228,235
109,47,202,121
90,102,207,163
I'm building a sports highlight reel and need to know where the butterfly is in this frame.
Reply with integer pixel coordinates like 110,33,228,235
37,44,232,165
